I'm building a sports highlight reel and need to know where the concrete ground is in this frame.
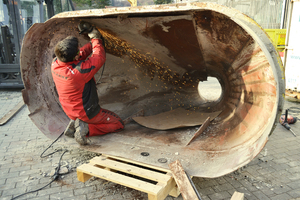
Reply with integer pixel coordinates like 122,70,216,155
1,89,300,200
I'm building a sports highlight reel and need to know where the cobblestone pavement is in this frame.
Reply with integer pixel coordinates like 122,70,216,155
1,89,300,200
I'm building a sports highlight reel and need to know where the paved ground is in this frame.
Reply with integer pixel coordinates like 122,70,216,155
1,89,300,200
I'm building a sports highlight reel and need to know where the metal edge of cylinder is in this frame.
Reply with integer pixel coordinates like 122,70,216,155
223,7,285,138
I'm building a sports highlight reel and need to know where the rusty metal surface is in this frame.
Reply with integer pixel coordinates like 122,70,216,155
20,3,285,177
132,108,221,130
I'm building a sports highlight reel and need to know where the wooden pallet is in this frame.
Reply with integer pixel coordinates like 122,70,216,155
77,155,180,200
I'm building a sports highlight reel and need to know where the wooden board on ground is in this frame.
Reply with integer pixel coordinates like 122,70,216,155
133,108,221,130
230,191,244,200
0,101,25,126
169,160,199,200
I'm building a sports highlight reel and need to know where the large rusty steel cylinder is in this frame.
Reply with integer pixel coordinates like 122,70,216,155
20,3,285,177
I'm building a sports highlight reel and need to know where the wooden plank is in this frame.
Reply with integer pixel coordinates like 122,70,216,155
186,117,210,146
155,172,177,200
0,101,25,126
148,183,168,200
77,170,92,182
148,180,176,200
77,163,162,195
148,171,178,200
169,185,181,198
169,160,199,200
103,154,171,173
90,156,171,183
166,172,180,198
230,191,244,200
148,194,158,200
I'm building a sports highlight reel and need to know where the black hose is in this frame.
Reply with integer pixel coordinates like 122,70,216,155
11,132,68,200
40,132,64,158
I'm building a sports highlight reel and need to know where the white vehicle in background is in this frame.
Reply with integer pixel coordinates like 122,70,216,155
285,1,300,96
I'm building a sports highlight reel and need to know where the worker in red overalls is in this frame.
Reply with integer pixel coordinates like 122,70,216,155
51,27,124,145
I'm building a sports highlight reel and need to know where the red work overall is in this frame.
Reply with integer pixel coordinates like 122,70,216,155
51,38,124,136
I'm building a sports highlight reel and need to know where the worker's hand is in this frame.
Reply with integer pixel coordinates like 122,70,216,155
88,27,102,40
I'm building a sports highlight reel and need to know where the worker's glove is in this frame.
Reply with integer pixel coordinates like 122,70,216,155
88,27,102,40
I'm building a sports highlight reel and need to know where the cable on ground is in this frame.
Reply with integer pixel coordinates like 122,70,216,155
11,132,69,200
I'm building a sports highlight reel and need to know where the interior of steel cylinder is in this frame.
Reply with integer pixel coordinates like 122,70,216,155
21,5,281,177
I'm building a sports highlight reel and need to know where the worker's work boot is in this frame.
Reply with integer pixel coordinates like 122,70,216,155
64,119,75,138
74,118,89,145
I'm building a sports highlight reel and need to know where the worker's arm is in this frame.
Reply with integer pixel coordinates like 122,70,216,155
74,38,106,83
78,27,104,61
78,42,92,61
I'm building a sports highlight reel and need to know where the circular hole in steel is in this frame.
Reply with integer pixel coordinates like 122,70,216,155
198,77,222,101
158,158,167,163
141,152,149,156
